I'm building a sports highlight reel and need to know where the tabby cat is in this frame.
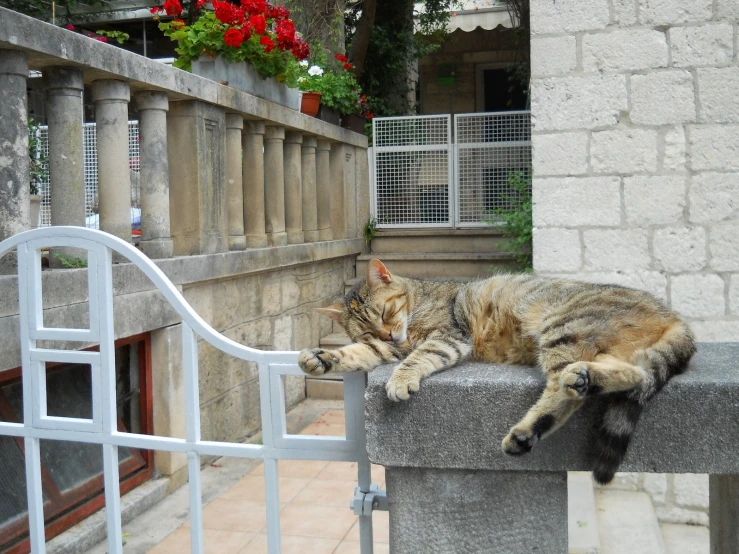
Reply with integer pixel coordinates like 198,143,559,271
298,259,695,483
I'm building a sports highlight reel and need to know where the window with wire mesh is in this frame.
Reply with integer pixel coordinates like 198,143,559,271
31,122,141,229
455,113,531,225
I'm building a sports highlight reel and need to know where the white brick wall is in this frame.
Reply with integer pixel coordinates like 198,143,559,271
531,0,739,524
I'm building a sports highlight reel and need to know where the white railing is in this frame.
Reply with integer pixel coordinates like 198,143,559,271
371,111,531,229
0,226,382,554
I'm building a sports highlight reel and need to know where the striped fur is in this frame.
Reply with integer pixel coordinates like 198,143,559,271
298,260,696,482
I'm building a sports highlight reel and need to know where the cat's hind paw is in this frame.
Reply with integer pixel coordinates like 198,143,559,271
298,348,337,376
561,363,590,398
386,369,422,402
502,430,539,456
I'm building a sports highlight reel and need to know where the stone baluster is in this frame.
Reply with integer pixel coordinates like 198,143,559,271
226,114,246,250
316,139,333,241
44,67,86,268
134,91,173,259
243,121,268,248
92,79,132,249
0,50,30,273
284,131,304,244
301,136,319,243
330,143,350,240
264,125,287,246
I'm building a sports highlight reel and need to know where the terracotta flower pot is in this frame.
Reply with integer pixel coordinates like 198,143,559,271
301,92,322,117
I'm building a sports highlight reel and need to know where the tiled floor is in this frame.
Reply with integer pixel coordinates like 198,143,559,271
147,409,389,553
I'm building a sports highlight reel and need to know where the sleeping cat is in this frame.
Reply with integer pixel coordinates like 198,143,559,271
298,259,695,483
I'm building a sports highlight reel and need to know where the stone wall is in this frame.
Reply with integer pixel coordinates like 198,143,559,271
530,0,738,525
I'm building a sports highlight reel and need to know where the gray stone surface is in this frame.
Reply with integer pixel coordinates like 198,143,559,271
366,343,739,474
596,490,666,554
264,125,287,246
709,474,739,554
0,7,366,148
386,467,568,553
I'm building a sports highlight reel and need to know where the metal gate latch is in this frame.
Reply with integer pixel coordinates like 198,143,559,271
350,484,388,516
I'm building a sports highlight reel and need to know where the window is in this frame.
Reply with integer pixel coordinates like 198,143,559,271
0,334,153,554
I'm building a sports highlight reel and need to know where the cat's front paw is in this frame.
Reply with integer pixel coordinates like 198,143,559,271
298,348,337,376
502,429,539,456
561,363,590,398
386,369,422,402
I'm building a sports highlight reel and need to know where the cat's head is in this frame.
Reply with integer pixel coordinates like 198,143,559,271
316,259,410,345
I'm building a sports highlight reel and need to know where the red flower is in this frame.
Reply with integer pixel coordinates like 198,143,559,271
213,1,246,25
343,62,353,70
223,28,244,48
241,0,267,15
260,35,275,53
162,0,183,16
334,53,348,63
149,6,162,13
268,4,290,20
64,23,75,30
242,23,253,40
291,40,309,60
195,0,207,7
249,14,267,34
275,19,295,47
171,18,186,27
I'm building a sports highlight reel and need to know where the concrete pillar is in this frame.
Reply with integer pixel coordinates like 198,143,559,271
284,131,304,244
264,125,287,246
316,139,333,241
167,100,228,255
150,324,188,491
226,114,246,250
92,79,132,248
330,142,356,240
301,136,319,243
134,91,173,259
44,67,86,268
710,474,739,553
386,468,568,553
242,121,268,248
0,50,30,274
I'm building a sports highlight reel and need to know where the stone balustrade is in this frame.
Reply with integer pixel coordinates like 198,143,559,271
366,342,739,553
0,6,369,268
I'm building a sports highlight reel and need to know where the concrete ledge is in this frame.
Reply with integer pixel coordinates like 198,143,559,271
366,342,739,474
0,7,367,148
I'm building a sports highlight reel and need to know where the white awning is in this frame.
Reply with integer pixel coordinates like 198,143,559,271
447,5,513,33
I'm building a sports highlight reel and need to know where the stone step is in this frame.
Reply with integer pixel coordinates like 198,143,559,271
305,377,344,400
370,228,511,254
568,472,601,554
595,489,667,554
356,252,519,280
660,523,709,554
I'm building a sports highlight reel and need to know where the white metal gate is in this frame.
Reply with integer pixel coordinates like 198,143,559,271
0,226,384,554
371,111,531,228
371,115,454,228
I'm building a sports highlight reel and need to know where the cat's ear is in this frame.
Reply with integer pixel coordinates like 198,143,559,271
315,303,344,322
367,259,392,287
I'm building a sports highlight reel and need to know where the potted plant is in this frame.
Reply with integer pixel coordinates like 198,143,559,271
298,61,322,116
156,0,310,109
297,53,362,125
28,118,47,228
342,93,373,134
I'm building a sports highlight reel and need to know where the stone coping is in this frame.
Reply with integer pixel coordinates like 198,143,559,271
366,342,739,474
0,237,364,317
0,7,367,148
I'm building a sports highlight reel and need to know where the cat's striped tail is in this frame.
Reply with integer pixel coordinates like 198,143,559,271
592,321,696,485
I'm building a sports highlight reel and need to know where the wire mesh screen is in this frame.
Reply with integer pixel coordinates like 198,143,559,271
32,122,140,228
455,112,531,227
372,115,452,227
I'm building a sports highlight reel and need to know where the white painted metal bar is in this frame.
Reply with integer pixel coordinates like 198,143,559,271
0,227,387,554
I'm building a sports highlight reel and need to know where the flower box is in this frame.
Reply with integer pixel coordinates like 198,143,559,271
341,113,366,134
317,104,340,125
191,55,301,110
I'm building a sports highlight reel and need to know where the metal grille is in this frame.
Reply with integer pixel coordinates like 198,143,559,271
371,115,453,228
455,111,531,227
370,111,531,228
32,122,140,228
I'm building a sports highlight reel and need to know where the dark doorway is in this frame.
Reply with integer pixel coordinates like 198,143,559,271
482,68,528,112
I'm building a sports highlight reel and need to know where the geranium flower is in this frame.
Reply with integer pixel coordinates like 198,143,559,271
213,0,240,24
242,23,253,40
223,28,244,48
334,53,348,63
162,0,183,16
65,24,75,30
249,14,267,35
307,65,323,76
292,40,309,60
343,62,353,70
268,5,290,20
241,0,267,15
299,59,309,67
260,35,275,53
196,0,207,7
149,6,163,13
275,19,295,47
